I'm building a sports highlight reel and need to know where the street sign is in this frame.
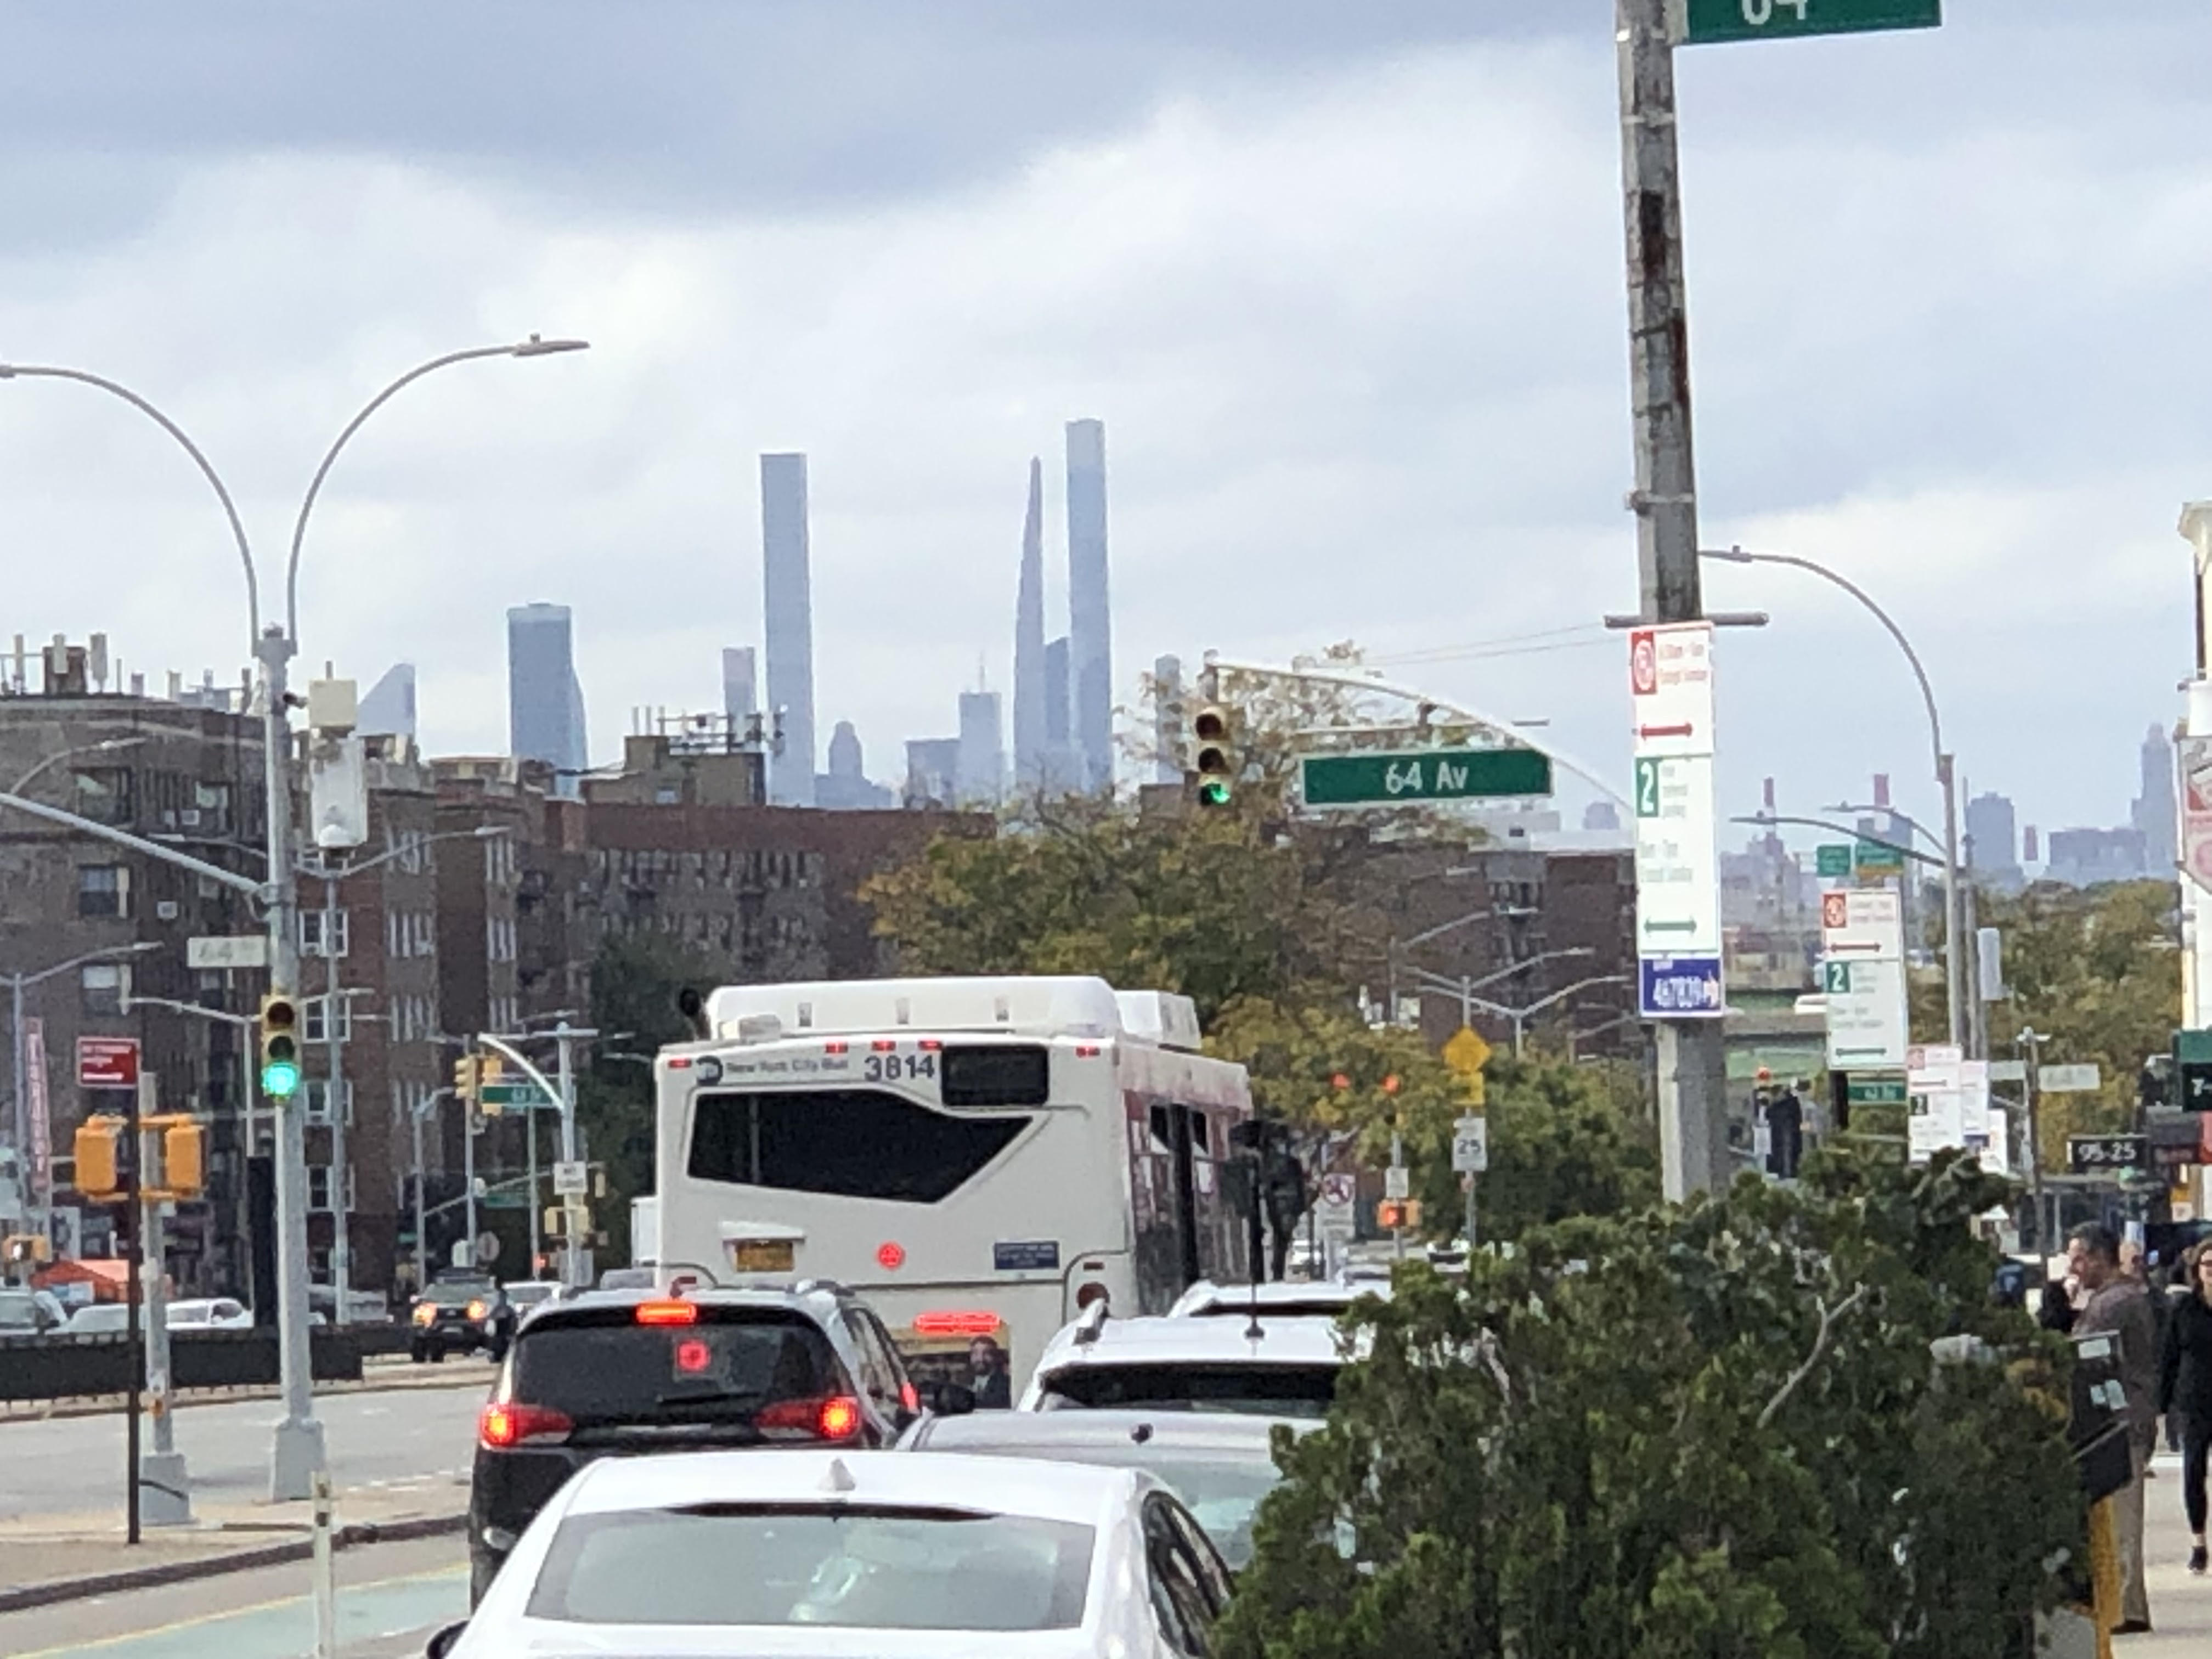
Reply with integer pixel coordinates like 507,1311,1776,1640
1959,1059,1990,1142
553,1161,589,1198
481,1081,556,1109
2039,1063,2102,1095
1640,955,1724,1018
1988,1059,2028,1085
1852,839,1906,877
1822,958,1908,1069
1627,622,1714,757
1674,0,1942,48
481,1190,532,1211
1383,1166,1410,1200
1634,754,1722,955
1451,1115,1489,1175
76,1036,141,1090
1820,889,1901,957
1905,1044,1965,1166
1299,748,1553,808
1441,1026,1492,1078
1846,1075,1907,1106
187,935,269,970
2068,1134,2149,1175
1316,1172,1358,1242
1815,844,1852,878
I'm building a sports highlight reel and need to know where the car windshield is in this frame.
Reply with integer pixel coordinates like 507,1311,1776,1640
946,1440,1278,1569
1040,1363,1337,1419
511,1313,841,1423
526,1504,1094,1630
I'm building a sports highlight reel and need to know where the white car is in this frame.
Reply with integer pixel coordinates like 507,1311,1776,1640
432,1448,1232,1658
1020,1309,1348,1418
1166,1279,1376,1321
164,1297,253,1330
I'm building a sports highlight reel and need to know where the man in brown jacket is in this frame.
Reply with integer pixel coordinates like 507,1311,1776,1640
2073,1222,2160,1634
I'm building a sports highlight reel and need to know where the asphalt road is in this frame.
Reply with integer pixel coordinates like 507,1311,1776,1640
0,1387,486,1521
0,1534,466,1658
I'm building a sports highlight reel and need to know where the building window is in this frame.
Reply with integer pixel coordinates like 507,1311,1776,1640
77,865,128,918
302,1079,354,1126
307,1164,358,1214
193,780,232,831
73,767,134,825
300,909,349,958
81,964,129,1016
413,913,435,957
302,996,353,1044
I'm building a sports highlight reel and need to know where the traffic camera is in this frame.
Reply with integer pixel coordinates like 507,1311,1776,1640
259,993,302,1099
1190,704,1235,808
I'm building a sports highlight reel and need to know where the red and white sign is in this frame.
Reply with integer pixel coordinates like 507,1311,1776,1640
2180,734,2212,892
1628,622,1715,758
76,1036,141,1090
25,1019,50,1207
1821,889,1901,957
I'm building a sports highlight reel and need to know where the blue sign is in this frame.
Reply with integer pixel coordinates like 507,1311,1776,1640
1639,955,1725,1019
992,1240,1060,1272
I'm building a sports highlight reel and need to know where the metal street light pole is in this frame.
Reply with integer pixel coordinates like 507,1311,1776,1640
1459,975,1638,1058
1703,544,1969,1056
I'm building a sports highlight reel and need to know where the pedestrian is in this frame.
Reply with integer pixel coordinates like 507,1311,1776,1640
2072,1222,2160,1634
2158,1241,2212,1576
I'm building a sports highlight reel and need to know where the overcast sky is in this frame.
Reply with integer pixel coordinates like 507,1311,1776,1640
0,2,2201,850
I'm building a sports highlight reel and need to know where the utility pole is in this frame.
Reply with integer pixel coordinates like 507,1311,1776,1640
136,1074,189,1526
1617,0,1730,1200
555,1022,583,1290
319,856,350,1327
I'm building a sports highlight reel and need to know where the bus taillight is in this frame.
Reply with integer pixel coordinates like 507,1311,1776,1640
912,1310,1002,1338
824,1041,849,1054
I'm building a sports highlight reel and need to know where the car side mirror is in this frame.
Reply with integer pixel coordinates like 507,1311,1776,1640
927,1381,977,1417
425,1622,467,1659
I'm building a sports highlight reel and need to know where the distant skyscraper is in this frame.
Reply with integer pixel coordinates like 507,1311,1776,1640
722,647,758,728
1042,634,1079,791
1065,419,1113,792
817,719,893,810
957,691,1005,806
904,738,962,808
507,603,588,797
358,663,416,741
761,453,816,806
1966,791,2024,894
1153,654,1184,785
1012,459,1048,790
2134,723,2178,874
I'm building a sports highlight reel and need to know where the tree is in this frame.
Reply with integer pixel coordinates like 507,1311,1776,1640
1219,1153,2083,1659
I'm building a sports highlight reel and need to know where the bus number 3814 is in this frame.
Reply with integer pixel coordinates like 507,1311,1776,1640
864,1051,938,1083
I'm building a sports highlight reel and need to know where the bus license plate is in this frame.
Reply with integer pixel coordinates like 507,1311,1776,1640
730,1239,794,1273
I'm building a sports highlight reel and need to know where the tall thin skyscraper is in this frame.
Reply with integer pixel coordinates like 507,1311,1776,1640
357,663,416,741
2135,723,2178,874
1152,654,1183,785
507,603,587,797
1065,419,1113,793
1012,459,1047,789
722,647,758,727
761,454,816,806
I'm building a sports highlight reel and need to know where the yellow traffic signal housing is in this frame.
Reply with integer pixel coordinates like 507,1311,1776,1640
74,1116,126,1199
259,993,302,1099
1377,1198,1424,1232
156,1118,206,1198
4,1233,50,1265
1191,705,1236,809
479,1055,506,1116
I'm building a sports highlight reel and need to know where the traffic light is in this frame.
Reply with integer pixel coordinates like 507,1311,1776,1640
160,1119,205,1198
74,1116,125,1199
1377,1198,1421,1232
1191,704,1235,808
259,994,302,1099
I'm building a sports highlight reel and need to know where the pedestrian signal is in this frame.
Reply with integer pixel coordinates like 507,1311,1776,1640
160,1119,206,1198
1377,1198,1421,1231
260,994,302,1098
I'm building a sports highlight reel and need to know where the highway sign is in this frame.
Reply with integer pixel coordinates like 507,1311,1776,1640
187,935,269,970
76,1036,141,1090
1451,1115,1489,1175
1822,957,1908,1069
1815,844,1852,878
1628,622,1714,758
2068,1134,2149,1175
1299,748,1553,808
1674,0,1942,47
1384,1166,1410,1201
2039,1063,2102,1095
1846,1075,1907,1106
1820,889,1901,957
1639,954,1723,1018
1633,754,1721,956
553,1160,589,1198
1853,839,1906,876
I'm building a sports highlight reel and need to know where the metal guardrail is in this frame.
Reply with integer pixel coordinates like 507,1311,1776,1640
0,1327,369,1403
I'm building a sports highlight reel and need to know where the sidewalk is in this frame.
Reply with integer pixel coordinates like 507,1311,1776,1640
0,1475,466,1613
2133,1449,2212,1652
0,1355,494,1423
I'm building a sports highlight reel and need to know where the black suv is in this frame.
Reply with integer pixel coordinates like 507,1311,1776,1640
466,1282,973,1604
409,1273,516,1364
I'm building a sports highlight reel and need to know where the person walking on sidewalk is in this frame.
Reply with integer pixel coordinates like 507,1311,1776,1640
2157,1241,2212,1576
2073,1222,2160,1634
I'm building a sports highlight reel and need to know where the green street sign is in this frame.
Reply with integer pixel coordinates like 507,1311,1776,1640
1677,0,1940,47
481,1190,532,1211
481,1081,555,1109
1846,1076,1908,1105
1853,839,1906,876
1300,748,1553,809
1815,844,1852,878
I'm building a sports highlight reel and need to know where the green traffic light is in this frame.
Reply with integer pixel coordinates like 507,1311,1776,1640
261,1059,302,1098
1198,779,1232,808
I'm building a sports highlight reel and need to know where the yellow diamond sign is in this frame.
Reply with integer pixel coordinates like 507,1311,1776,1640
1442,1026,1492,1078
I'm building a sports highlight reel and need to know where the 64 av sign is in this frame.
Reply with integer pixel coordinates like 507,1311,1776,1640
1674,0,1940,45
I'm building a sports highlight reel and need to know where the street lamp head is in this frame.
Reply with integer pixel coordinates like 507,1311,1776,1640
509,335,590,358
470,823,512,839
1699,545,1757,564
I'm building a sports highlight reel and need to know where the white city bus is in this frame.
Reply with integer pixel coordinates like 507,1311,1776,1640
650,975,1252,1395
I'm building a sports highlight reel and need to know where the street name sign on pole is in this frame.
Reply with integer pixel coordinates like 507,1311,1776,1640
1631,620,1723,1020
1853,840,1906,877
187,935,270,971
1299,749,1553,808
2038,1063,2102,1095
1672,0,1941,47
1815,844,1852,878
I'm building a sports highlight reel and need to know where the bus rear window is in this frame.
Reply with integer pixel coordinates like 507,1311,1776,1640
941,1045,1050,1107
690,1090,1030,1203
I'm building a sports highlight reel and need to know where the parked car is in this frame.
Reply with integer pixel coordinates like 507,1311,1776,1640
410,1274,516,1364
164,1297,252,1330
435,1449,1231,1658
0,1286,66,1335
905,1406,1309,1570
63,1302,131,1335
1022,1308,1347,1419
465,1280,973,1604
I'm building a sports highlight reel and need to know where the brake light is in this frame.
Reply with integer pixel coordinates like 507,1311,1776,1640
876,1242,906,1271
757,1395,865,1441
1075,1044,1102,1058
824,1040,849,1054
675,1337,713,1374
635,1299,698,1326
465,1300,489,1322
912,1309,1003,1338
871,1039,896,1053
667,1057,693,1070
479,1401,573,1449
